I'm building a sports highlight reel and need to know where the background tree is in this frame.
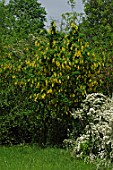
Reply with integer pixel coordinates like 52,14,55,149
0,0,8,41
6,0,47,40
80,0,113,97
81,0,113,50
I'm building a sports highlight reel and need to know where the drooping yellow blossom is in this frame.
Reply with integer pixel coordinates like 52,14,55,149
47,89,52,94
56,61,60,67
41,93,46,99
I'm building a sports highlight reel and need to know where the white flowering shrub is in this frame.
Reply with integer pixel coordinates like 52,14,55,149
64,93,113,169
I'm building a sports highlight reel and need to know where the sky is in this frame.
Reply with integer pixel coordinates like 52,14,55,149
5,0,84,27
38,0,84,26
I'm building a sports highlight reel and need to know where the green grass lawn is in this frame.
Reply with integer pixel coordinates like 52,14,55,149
0,145,110,170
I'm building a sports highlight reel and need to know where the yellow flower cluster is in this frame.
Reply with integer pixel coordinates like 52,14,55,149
1,22,105,117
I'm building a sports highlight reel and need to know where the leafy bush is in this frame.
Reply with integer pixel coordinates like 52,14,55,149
0,37,47,145
64,93,113,169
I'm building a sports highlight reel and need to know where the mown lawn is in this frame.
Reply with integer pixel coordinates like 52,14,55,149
0,145,109,170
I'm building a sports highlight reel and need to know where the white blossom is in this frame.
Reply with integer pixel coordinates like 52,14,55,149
65,93,113,168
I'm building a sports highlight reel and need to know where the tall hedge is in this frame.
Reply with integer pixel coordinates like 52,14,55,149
0,22,105,145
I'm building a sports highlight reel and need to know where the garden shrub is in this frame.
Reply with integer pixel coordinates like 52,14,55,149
0,22,105,145
32,21,105,126
64,93,113,169
0,37,47,145
28,22,105,145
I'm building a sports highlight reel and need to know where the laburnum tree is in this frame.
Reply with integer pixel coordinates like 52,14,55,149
5,0,47,39
60,0,83,31
81,0,113,97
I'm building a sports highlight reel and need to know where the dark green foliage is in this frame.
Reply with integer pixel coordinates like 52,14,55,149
0,1,7,36
0,86,44,145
